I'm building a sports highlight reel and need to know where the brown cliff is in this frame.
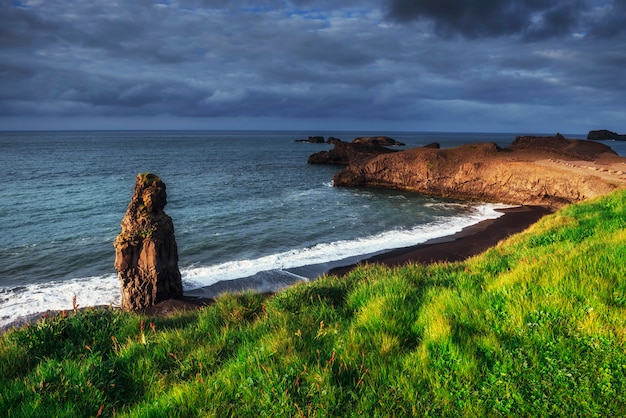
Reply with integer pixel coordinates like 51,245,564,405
333,135,626,207
114,173,183,311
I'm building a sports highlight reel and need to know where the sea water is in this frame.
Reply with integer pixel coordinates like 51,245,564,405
1,130,620,328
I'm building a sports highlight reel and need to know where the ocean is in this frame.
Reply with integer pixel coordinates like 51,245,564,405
2,130,623,328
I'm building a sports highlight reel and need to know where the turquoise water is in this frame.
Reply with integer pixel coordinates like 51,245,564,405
1,130,618,326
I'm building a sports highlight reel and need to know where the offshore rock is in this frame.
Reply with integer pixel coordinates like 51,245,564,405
587,129,626,141
295,136,326,143
114,173,182,311
352,136,405,147
333,135,626,207
307,138,397,165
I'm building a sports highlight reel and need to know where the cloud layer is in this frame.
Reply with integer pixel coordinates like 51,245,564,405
1,0,625,132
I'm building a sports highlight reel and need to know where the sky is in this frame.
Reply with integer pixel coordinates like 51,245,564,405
1,0,625,133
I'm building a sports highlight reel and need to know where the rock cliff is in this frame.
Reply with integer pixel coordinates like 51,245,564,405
332,135,626,207
114,173,183,311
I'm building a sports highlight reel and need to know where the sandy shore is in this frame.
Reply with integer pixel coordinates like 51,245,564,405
329,204,553,275
185,205,553,300
146,205,553,317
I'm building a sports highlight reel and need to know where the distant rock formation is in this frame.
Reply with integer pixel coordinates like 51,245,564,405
297,135,405,147
114,173,182,311
331,134,626,207
308,138,439,165
587,129,626,141
295,136,326,143
307,138,397,165
352,136,405,146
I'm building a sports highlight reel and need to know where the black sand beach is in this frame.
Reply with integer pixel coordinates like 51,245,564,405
185,205,553,302
329,205,553,275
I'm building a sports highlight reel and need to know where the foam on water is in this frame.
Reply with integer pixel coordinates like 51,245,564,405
0,203,510,329
182,203,509,289
0,274,120,330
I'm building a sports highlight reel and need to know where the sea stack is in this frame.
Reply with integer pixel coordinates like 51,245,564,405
114,173,183,311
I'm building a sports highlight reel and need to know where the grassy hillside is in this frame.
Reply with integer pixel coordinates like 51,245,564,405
2,189,626,417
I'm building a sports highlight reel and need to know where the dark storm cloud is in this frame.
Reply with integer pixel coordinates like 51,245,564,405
383,0,626,40
1,0,625,131
288,36,375,66
587,0,626,38
0,3,60,48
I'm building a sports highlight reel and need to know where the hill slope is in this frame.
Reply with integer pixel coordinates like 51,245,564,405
2,190,626,417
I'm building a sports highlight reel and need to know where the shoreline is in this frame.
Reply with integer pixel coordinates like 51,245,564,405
328,204,553,275
151,205,552,317
1,205,553,331
184,204,552,300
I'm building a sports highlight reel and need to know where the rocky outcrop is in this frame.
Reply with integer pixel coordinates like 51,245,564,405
296,135,405,146
114,173,183,311
295,136,326,143
333,135,626,207
307,139,442,165
352,136,405,147
587,129,626,141
308,138,397,165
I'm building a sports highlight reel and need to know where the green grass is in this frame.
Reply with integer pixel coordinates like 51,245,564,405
2,189,626,417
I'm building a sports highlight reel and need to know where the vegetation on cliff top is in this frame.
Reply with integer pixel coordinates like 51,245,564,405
2,190,626,417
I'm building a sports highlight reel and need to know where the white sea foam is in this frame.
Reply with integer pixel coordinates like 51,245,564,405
181,203,510,289
0,203,510,331
0,274,121,331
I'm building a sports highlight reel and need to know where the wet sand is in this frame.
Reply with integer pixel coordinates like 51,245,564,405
185,205,552,301
329,205,553,275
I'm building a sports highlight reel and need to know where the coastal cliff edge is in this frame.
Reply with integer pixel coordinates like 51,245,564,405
330,134,626,207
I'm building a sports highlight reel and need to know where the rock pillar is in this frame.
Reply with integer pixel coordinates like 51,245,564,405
114,173,183,311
